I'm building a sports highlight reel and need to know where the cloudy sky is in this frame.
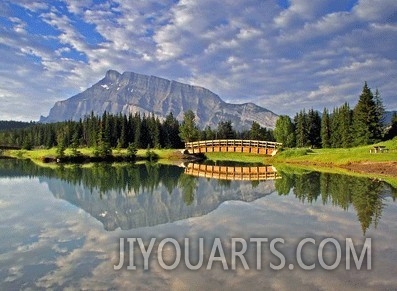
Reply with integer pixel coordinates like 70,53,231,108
1,0,396,121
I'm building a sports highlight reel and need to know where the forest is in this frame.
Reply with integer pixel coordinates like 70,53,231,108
1,82,396,154
274,82,397,148
0,110,273,153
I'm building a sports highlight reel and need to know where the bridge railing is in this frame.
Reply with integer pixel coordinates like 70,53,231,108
185,139,282,149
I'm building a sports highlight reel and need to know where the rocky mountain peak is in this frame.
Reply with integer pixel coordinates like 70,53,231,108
40,70,278,130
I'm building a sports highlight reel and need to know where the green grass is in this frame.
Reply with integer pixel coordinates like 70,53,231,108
2,147,181,164
3,138,397,181
204,152,268,164
271,137,397,165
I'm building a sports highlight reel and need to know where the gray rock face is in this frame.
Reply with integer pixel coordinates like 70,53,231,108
40,70,278,130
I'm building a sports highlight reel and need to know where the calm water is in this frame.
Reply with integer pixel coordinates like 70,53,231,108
0,159,396,290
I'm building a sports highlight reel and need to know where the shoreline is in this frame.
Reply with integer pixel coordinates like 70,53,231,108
2,146,397,183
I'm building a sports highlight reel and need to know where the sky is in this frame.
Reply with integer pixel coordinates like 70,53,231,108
0,0,397,121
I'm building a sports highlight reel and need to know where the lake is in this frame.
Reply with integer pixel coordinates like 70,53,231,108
0,159,396,290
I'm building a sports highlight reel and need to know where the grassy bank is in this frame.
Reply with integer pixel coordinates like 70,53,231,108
270,138,397,165
2,138,397,180
1,147,180,164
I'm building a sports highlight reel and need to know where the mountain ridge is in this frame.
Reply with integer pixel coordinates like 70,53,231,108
40,70,278,130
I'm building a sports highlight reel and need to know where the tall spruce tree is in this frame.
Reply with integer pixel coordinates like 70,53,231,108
179,110,199,142
321,108,331,148
352,82,380,145
339,103,353,147
307,109,321,148
374,88,385,138
294,110,308,147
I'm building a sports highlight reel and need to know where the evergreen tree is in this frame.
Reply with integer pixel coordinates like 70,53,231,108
249,121,261,140
201,125,215,140
321,108,331,148
352,82,380,145
374,88,385,138
162,112,182,148
216,120,236,139
294,110,309,147
307,109,321,148
274,115,295,147
179,110,199,142
339,103,353,147
56,131,66,158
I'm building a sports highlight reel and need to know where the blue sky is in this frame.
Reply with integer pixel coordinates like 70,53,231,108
0,0,396,121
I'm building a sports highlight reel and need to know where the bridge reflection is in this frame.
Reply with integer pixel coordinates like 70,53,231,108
184,163,280,181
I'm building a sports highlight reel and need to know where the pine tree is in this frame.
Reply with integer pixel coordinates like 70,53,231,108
249,121,261,140
217,120,236,139
352,82,380,145
321,108,331,148
307,109,321,148
294,110,308,147
179,110,199,142
374,88,385,139
340,103,353,148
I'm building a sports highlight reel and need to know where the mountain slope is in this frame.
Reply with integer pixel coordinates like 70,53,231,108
40,70,278,130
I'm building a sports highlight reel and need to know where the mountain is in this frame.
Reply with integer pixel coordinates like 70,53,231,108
40,70,278,130
384,111,397,125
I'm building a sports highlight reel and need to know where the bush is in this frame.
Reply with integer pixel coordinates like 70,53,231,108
126,143,138,160
145,147,159,162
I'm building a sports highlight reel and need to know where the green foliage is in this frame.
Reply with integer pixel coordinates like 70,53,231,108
321,108,331,148
145,146,159,162
0,120,33,131
22,138,33,150
126,142,138,160
56,127,66,158
274,115,295,147
201,125,216,140
352,82,382,145
275,171,386,234
216,120,236,139
179,110,199,142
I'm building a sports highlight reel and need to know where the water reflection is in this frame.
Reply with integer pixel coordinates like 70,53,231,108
0,159,395,235
0,159,276,230
184,163,281,180
275,169,397,234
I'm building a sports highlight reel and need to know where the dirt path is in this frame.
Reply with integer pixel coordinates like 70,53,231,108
341,161,397,176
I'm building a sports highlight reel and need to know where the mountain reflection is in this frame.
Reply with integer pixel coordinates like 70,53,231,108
0,159,276,230
275,169,397,234
0,159,395,234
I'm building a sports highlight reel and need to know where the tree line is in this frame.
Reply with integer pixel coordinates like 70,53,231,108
274,82,396,148
0,110,274,151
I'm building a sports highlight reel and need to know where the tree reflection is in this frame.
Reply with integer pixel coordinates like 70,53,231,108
275,170,393,234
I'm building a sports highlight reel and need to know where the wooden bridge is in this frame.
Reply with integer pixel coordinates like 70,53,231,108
185,139,282,155
184,163,280,181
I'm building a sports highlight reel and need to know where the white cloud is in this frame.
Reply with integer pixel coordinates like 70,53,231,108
0,0,397,121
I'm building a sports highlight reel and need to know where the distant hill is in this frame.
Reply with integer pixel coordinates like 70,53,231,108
40,70,278,130
384,111,397,125
0,120,33,131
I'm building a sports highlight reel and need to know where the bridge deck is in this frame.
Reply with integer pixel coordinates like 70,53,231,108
185,139,282,155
